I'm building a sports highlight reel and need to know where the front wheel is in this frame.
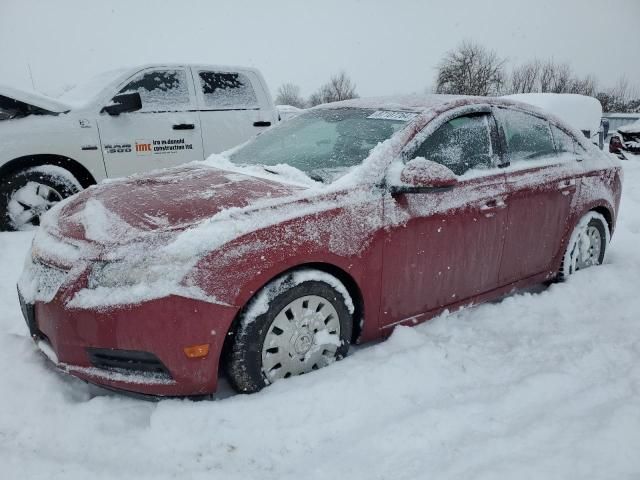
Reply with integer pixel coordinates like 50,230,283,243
225,271,353,393
560,212,609,278
1,166,81,231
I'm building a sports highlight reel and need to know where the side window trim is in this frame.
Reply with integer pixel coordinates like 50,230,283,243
108,66,196,114
402,105,492,161
403,107,502,177
193,69,260,111
496,106,558,167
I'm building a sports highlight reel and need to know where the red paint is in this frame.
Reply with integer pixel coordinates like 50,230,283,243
21,98,622,397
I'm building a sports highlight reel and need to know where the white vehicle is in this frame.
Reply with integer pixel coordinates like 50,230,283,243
0,64,277,230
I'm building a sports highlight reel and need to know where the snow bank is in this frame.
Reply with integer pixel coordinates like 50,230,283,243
1,159,640,479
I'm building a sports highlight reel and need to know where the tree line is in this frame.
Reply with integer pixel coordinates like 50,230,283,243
275,40,639,113
435,40,639,113
275,71,358,109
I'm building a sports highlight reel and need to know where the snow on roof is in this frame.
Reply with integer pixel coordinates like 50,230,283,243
503,93,602,136
313,94,475,112
618,119,640,134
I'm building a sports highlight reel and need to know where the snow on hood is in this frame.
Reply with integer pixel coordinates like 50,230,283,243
618,120,640,134
55,164,307,245
0,84,71,113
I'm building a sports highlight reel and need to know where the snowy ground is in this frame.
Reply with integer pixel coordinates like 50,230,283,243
1,163,640,479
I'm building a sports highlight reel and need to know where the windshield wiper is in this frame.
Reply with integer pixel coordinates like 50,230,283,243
262,166,325,183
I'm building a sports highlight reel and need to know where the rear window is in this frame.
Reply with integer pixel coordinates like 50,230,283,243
498,109,555,162
198,71,259,109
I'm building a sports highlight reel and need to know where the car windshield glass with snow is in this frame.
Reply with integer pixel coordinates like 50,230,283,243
230,108,412,182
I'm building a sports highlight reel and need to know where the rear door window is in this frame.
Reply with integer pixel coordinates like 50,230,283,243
497,109,556,163
197,71,259,109
118,69,191,112
413,113,493,176
551,125,576,155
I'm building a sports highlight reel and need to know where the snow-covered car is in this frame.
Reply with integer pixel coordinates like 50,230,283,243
0,64,277,231
503,93,606,146
17,95,622,397
609,119,640,159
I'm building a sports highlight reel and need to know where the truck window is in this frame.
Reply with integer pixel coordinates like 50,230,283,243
198,71,258,109
118,69,191,112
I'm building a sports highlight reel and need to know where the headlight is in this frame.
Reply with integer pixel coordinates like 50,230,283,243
88,258,175,289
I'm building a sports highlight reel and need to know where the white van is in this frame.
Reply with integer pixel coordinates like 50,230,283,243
0,64,277,230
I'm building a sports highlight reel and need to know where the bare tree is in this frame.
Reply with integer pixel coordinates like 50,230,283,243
435,40,506,96
274,83,305,108
308,71,359,106
596,75,640,112
506,58,599,97
509,60,541,93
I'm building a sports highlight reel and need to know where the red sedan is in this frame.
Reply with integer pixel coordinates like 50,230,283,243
18,95,622,397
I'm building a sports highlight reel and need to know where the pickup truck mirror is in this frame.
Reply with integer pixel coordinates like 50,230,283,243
102,92,142,116
390,158,457,194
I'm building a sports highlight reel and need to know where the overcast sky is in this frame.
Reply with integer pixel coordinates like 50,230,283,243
1,0,638,99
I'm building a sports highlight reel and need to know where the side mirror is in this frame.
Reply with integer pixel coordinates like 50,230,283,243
101,92,142,116
390,158,457,194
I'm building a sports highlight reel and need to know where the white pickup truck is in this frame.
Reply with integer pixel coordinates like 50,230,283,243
0,64,277,230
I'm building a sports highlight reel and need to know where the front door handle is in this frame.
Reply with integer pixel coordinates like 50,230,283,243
173,123,195,130
480,198,507,217
253,121,271,127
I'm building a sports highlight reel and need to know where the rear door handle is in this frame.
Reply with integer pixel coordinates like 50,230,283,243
173,123,195,130
253,121,271,127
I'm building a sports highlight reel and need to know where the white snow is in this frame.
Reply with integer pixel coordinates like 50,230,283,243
1,159,639,478
504,93,603,139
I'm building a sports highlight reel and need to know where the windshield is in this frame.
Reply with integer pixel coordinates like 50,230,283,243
59,68,130,105
230,108,414,182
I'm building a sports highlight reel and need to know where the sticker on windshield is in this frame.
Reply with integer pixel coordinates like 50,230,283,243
367,111,418,122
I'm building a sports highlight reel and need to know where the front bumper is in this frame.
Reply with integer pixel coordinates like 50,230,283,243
18,289,239,397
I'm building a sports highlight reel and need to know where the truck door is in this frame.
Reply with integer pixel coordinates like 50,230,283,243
97,67,204,178
191,68,274,157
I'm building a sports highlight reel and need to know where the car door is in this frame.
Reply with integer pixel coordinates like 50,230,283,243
192,68,274,157
380,110,508,329
97,66,204,178
495,107,583,285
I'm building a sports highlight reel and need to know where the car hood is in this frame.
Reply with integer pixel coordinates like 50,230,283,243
54,165,306,245
0,84,71,113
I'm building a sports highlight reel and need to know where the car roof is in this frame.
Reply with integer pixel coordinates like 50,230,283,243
312,94,485,113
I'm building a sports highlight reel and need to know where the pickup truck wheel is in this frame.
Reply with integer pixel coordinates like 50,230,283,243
1,166,81,231
226,273,353,393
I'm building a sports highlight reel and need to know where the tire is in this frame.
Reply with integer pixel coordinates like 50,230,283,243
1,166,81,231
560,211,608,279
226,271,353,393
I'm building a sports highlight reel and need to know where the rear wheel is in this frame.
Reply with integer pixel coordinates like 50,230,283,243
226,272,353,393
560,212,608,278
1,166,81,231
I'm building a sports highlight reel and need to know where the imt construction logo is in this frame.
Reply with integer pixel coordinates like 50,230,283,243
135,141,152,155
